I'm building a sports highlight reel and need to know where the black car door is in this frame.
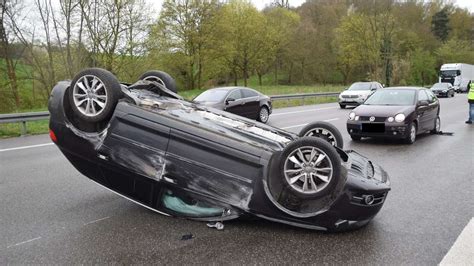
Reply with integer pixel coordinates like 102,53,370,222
240,88,260,119
425,89,439,126
416,90,431,131
224,89,245,116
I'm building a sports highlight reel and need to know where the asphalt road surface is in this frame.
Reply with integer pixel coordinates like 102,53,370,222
1,94,473,264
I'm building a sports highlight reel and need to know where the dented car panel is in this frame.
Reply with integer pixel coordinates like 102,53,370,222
49,80,390,232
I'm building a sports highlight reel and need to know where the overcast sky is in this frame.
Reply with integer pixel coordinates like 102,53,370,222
146,0,474,13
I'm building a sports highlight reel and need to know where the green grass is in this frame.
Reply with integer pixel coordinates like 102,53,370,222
0,120,49,138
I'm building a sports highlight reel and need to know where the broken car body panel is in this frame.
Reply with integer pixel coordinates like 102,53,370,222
49,80,390,232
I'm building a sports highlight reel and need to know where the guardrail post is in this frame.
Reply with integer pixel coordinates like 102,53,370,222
20,121,27,136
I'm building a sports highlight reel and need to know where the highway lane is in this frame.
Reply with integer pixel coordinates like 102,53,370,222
1,94,473,264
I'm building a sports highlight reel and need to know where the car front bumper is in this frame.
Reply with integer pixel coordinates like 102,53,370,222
347,120,410,139
339,98,365,105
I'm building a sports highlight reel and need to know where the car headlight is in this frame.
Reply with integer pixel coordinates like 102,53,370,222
394,114,405,123
443,90,447,93
387,117,394,122
349,112,356,120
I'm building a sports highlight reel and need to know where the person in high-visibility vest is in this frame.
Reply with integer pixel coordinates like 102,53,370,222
467,81,474,124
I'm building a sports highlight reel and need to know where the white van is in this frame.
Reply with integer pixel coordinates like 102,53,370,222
439,63,474,92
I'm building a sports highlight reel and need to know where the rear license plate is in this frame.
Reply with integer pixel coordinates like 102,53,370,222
362,123,385,133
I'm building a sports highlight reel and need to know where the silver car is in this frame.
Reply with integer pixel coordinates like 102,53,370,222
339,82,383,109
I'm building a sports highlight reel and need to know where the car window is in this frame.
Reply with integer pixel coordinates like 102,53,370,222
348,82,371,91
242,89,259,98
194,89,228,102
227,89,242,100
425,90,437,103
364,89,416,106
418,90,429,102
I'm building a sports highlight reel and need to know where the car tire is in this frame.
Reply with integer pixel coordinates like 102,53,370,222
257,106,270,123
68,68,122,123
430,116,441,134
298,121,344,149
278,137,341,199
350,135,361,141
404,122,417,144
139,70,177,93
339,104,346,109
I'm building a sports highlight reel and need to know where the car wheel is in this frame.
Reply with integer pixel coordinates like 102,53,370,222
279,137,341,199
350,135,361,141
139,70,177,93
430,116,441,134
299,121,344,149
339,104,346,109
257,106,270,123
68,68,122,123
404,122,417,144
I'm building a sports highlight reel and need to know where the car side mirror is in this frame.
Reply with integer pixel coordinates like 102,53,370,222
225,98,235,105
371,88,376,91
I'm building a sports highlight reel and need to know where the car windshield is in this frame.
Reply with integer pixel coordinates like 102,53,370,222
432,83,448,89
440,70,458,77
194,89,228,102
364,89,416,106
348,83,371,91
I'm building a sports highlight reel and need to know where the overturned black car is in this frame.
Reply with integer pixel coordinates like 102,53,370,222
48,68,390,232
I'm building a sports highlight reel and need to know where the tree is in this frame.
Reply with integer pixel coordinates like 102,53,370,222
215,0,272,86
152,0,220,90
1,0,22,109
409,49,436,86
431,8,450,42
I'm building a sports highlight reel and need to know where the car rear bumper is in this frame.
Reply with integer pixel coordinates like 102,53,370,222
347,121,410,139
433,91,449,97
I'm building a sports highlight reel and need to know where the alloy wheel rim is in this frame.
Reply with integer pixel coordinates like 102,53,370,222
260,108,269,122
143,76,165,87
410,125,416,142
73,75,107,117
304,128,338,147
283,146,333,194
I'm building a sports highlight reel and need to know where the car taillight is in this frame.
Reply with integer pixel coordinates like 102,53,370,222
49,129,57,142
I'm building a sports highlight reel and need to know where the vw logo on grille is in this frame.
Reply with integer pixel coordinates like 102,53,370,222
369,116,376,122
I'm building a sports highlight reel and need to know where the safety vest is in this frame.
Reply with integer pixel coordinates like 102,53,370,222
469,82,474,101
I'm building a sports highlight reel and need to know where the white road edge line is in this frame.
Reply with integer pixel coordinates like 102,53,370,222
272,106,337,116
7,237,42,248
0,143,53,152
439,218,473,265
281,118,340,129
83,216,110,226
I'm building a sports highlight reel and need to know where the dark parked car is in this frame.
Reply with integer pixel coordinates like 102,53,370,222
338,82,383,109
431,82,455,97
347,87,440,144
193,87,272,123
48,68,390,232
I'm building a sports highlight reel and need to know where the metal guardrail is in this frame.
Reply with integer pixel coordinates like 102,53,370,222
0,92,341,136
0,111,50,136
270,92,340,100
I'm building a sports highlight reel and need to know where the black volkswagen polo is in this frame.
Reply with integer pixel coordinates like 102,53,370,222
346,87,440,144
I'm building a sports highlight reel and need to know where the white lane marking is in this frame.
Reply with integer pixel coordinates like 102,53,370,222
7,237,42,248
83,216,110,226
281,118,340,129
272,106,337,116
440,218,474,265
0,143,54,152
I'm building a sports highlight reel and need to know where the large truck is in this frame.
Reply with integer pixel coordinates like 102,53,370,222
439,63,474,93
